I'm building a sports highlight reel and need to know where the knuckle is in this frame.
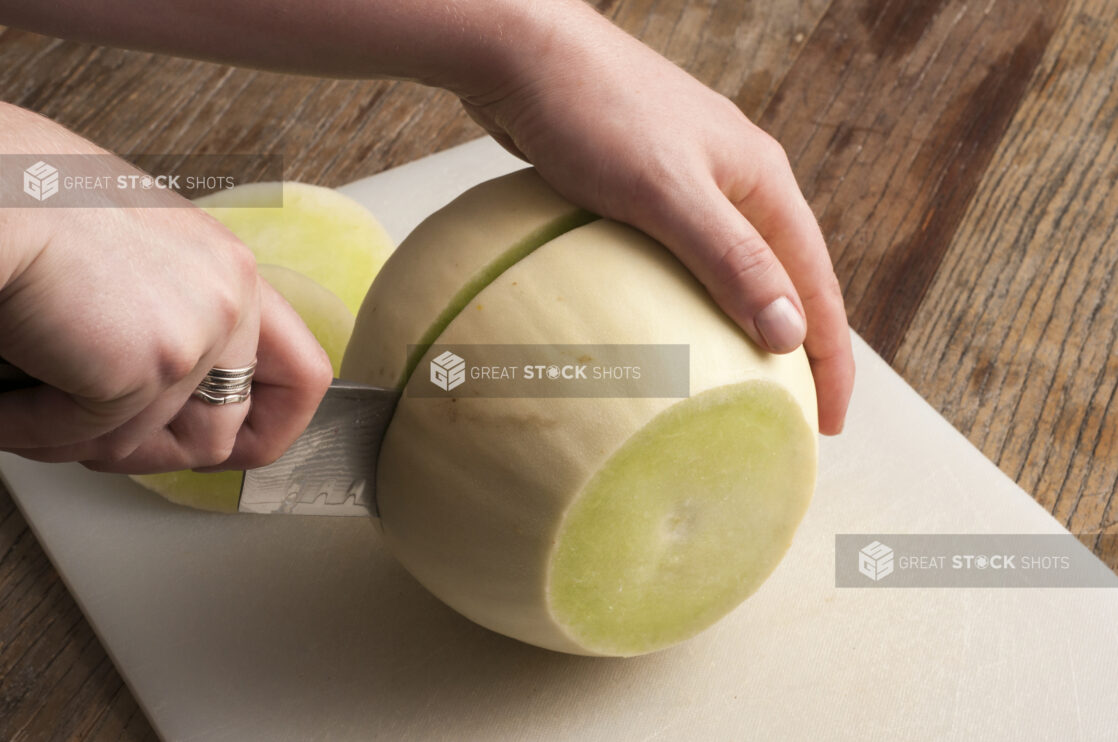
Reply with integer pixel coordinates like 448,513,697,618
237,436,286,469
615,152,694,219
227,242,259,299
305,344,335,389
212,280,246,339
714,93,754,130
714,233,778,292
210,240,258,336
154,343,203,387
749,129,791,172
193,431,238,469
801,269,846,309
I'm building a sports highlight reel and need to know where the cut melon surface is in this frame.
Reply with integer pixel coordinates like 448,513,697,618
130,469,244,514
256,264,354,376
365,217,818,656
548,381,815,656
196,181,394,315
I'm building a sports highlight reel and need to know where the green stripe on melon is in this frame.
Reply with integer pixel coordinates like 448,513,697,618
341,168,595,388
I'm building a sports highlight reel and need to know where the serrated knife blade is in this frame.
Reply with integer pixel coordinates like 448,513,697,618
0,360,398,517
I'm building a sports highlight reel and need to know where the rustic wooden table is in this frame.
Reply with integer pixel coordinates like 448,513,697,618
1,0,1115,738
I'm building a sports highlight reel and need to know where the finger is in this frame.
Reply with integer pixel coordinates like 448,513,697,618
195,278,331,471
73,279,262,473
3,359,249,469
633,173,806,355
17,272,259,472
724,143,855,434
66,395,252,474
0,382,154,449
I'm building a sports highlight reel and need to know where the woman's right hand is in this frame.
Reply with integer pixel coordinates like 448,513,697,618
0,102,332,474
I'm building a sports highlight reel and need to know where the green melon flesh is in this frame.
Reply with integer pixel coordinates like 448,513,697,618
548,382,815,656
196,181,394,315
256,264,354,376
130,469,245,514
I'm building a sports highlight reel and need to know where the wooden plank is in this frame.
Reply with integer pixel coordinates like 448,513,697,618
597,0,832,119
759,0,1068,362
0,493,157,741
893,0,1118,567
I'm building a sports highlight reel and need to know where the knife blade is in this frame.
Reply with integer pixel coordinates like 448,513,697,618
0,359,399,517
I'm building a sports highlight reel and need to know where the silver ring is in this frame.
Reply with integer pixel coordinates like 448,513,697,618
192,361,256,405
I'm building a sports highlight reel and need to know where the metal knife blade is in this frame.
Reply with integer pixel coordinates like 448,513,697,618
238,379,397,517
0,360,399,517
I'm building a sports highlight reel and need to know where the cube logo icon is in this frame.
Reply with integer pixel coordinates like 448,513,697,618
23,160,60,201
858,541,894,581
430,350,466,392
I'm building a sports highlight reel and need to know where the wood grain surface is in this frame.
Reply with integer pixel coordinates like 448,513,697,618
1,0,1115,738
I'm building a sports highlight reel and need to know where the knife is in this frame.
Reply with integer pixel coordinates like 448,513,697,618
0,359,399,518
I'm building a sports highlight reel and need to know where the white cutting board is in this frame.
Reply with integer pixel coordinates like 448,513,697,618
2,137,1117,741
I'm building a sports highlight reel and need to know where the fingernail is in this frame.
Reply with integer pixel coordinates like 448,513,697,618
755,297,805,352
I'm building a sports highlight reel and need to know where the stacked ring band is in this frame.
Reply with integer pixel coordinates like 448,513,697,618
192,361,257,405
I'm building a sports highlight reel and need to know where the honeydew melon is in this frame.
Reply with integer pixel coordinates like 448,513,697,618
255,263,354,377
341,168,594,388
195,182,394,315
130,468,244,514
343,173,818,656
132,183,384,512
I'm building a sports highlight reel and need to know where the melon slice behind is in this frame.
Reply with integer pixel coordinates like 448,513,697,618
196,181,394,315
256,264,353,376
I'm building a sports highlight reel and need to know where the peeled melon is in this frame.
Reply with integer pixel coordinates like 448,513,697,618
342,170,817,656
342,168,593,388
